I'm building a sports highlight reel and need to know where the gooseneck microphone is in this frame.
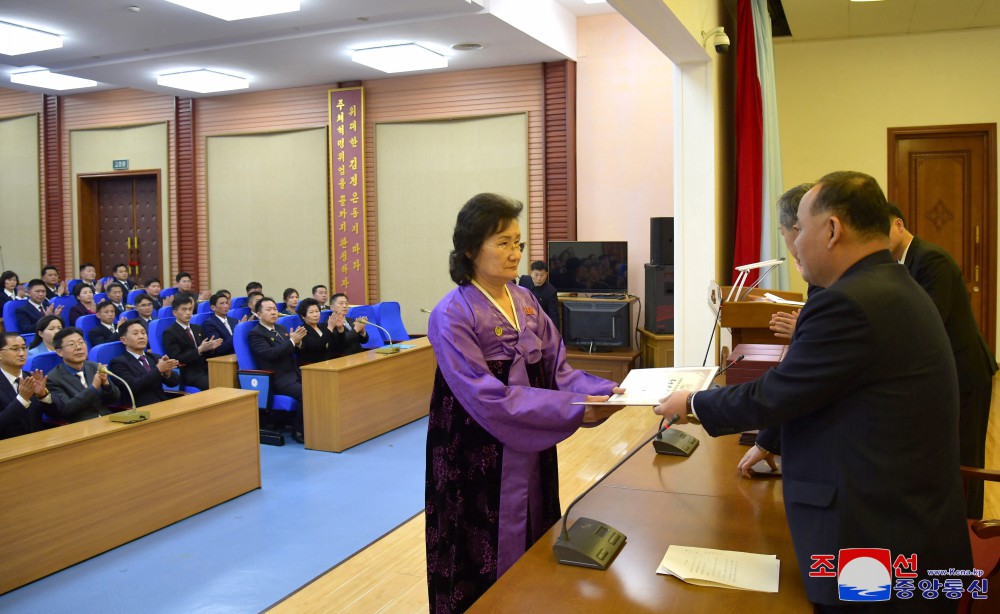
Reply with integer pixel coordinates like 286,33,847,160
100,364,149,423
354,317,401,355
553,415,680,569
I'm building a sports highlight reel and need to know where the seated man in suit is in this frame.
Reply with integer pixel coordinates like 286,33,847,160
175,272,211,303
79,262,103,292
162,294,222,391
109,319,179,407
311,284,329,310
517,261,560,324
133,293,156,326
329,292,368,357
246,291,264,321
16,279,63,333
47,327,121,422
246,281,263,299
144,277,168,310
42,265,66,299
88,301,119,347
105,282,127,318
203,291,242,356
110,263,136,293
0,332,52,439
249,297,306,443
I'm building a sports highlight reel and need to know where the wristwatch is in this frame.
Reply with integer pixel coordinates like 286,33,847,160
685,391,701,425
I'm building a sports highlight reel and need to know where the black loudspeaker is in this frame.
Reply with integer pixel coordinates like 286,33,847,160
644,264,674,334
650,217,674,266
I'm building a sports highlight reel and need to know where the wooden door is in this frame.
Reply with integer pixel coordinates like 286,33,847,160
78,171,162,283
888,124,997,351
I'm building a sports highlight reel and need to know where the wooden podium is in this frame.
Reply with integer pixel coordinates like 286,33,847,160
719,286,803,347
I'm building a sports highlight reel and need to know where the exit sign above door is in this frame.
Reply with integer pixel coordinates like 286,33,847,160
112,159,129,170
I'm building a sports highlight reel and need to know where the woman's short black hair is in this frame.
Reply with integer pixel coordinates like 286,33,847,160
283,287,298,301
449,193,523,285
296,297,321,318
0,271,19,287
30,315,62,348
72,281,95,298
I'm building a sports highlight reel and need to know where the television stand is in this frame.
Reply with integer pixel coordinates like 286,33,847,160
565,346,639,383
574,343,612,353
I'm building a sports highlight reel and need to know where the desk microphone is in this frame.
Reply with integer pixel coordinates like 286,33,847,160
356,318,402,355
554,415,679,569
100,364,150,423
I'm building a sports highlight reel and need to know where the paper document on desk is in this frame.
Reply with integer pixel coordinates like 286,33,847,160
657,545,780,592
575,366,718,406
762,292,805,306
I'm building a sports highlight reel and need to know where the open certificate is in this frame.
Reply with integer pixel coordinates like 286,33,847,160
657,545,780,593
574,366,718,406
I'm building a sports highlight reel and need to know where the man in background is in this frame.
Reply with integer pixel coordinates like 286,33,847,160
88,301,119,347
42,265,66,299
134,294,156,326
312,284,329,310
111,263,136,293
162,295,222,391
329,292,368,357
105,282,127,318
144,277,168,310
48,327,121,422
79,263,103,292
16,279,63,333
518,261,559,324
109,319,179,407
202,291,243,356
0,332,51,438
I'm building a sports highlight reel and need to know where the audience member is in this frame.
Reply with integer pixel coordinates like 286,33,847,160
175,272,211,302
133,294,156,326
42,265,66,299
162,294,221,391
16,279,62,333
249,297,305,443
0,332,51,439
246,291,264,320
144,277,168,309
295,298,334,365
246,281,263,297
329,292,368,357
27,315,62,360
217,289,232,300
517,261,559,323
68,282,97,326
202,292,241,356
0,271,24,306
282,288,299,315
88,301,119,347
105,282,127,317
109,319,179,407
311,284,329,309
47,327,121,422
79,263,103,292
111,263,136,293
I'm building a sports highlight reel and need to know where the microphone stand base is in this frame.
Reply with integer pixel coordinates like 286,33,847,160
553,517,626,569
109,410,149,424
653,429,700,456
375,346,400,354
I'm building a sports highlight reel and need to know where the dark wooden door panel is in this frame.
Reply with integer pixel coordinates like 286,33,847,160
97,177,134,277
133,176,160,282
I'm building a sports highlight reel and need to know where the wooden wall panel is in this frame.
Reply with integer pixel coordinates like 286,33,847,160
0,88,46,270
174,98,198,279
544,60,577,243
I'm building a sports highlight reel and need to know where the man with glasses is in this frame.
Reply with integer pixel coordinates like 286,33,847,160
0,332,51,438
47,327,121,422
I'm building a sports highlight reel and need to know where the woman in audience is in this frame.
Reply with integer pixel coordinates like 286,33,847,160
0,270,24,306
282,288,299,315
27,315,63,359
295,298,334,365
67,282,97,325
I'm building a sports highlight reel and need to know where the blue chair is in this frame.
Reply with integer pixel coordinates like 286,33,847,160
372,301,412,343
147,317,175,356
27,351,62,375
94,292,106,303
20,333,35,347
160,287,180,301
196,301,211,314
99,276,114,289
277,315,302,331
52,296,78,312
319,309,332,323
120,309,138,322
347,305,385,349
76,314,100,344
276,302,286,313
158,305,174,319
127,289,145,305
231,296,248,309
233,321,299,445
191,312,212,327
89,341,126,364
228,307,250,321
67,279,82,294
2,301,22,333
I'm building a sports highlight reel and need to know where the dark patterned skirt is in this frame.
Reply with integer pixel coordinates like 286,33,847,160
425,359,560,614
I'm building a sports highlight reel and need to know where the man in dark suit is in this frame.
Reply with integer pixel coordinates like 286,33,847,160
109,319,179,407
105,282,127,318
42,265,66,299
134,293,156,326
88,301,119,347
144,277,166,310
202,292,241,356
656,172,971,611
47,327,121,422
0,332,51,438
162,294,222,391
518,261,560,323
888,204,999,517
16,279,63,334
328,292,368,357
249,297,306,442
110,263,136,293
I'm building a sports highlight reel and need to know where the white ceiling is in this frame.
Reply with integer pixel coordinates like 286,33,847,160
780,0,1000,41
0,0,614,97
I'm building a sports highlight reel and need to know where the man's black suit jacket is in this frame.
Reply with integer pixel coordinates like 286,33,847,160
248,323,301,400
47,361,122,422
904,236,998,465
694,250,971,606
517,275,560,324
162,322,210,390
202,314,239,356
0,372,44,438
108,350,179,407
16,300,50,333
330,318,368,357
88,323,118,348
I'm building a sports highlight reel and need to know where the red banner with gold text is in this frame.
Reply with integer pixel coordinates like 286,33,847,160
328,86,368,302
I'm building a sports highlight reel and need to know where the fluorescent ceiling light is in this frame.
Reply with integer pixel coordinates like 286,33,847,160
11,69,96,91
163,0,300,21
351,44,447,74
0,21,63,56
157,69,249,93
582,0,608,4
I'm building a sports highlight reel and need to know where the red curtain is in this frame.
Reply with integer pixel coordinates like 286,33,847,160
733,0,763,283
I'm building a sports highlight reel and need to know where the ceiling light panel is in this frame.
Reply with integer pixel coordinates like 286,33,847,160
0,21,63,55
11,69,96,90
157,69,249,93
351,43,447,74
163,0,300,21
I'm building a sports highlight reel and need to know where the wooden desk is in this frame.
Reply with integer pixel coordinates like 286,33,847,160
471,428,809,612
0,388,261,595
638,328,674,368
565,347,639,382
208,353,239,389
301,337,435,453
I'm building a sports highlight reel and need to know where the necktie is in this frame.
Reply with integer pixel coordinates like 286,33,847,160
223,318,232,335
139,355,150,371
77,371,87,388
37,304,43,314
186,327,196,346
13,377,20,390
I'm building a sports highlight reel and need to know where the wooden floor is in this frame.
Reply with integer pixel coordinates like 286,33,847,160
271,379,1000,613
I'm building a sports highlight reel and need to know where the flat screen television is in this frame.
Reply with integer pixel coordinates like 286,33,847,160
547,241,628,294
561,300,631,351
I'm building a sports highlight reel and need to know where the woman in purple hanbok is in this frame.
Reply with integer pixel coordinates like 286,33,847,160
425,193,625,613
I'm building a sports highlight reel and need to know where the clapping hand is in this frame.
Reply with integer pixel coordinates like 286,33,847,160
329,311,347,331
198,336,223,354
29,370,47,398
354,317,367,333
93,366,109,389
17,374,35,399
769,310,799,339
57,280,67,295
289,326,307,346
157,355,180,375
